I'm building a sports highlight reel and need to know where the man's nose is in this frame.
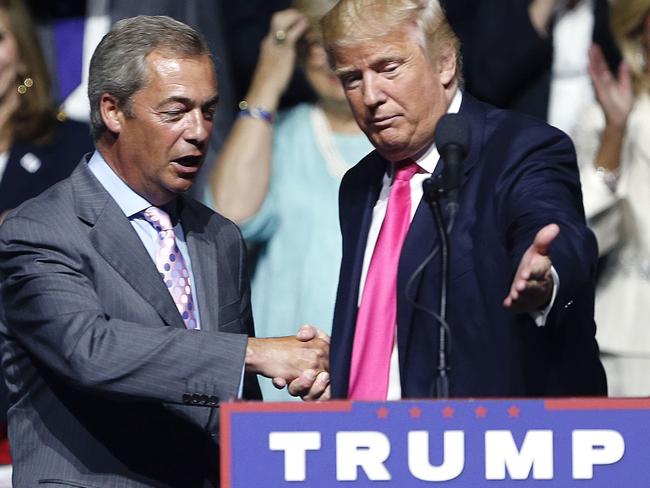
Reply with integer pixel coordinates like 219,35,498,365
362,72,385,107
184,109,211,144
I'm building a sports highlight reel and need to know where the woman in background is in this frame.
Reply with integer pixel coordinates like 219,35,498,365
210,0,371,401
573,0,650,396
0,0,93,223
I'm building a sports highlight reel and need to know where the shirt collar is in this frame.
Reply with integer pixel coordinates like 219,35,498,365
414,89,463,174
87,150,152,218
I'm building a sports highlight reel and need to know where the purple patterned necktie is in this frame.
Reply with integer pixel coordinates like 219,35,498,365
143,206,197,329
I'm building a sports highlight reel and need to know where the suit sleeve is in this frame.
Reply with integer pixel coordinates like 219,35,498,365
494,123,599,318
0,213,249,410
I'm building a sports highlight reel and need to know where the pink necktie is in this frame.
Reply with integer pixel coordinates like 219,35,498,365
143,206,198,330
348,161,419,400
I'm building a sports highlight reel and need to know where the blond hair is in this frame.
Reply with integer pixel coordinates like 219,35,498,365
293,0,338,35
320,0,462,81
611,0,650,93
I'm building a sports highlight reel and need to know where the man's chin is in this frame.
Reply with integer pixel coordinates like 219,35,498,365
174,179,195,194
374,143,413,163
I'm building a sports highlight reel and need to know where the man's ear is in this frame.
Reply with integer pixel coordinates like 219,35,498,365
437,42,457,86
100,93,124,134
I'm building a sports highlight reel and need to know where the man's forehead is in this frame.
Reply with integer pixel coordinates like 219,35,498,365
145,50,214,72
143,52,217,90
333,36,416,71
124,58,218,112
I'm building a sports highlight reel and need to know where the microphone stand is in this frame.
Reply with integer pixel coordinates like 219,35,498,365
422,177,451,398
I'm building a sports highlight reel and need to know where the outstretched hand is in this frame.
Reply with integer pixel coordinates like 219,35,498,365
503,224,559,313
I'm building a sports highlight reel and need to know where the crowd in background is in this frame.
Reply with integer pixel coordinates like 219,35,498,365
1,0,649,482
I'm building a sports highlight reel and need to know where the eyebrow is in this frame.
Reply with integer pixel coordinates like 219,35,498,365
335,55,402,77
157,94,220,108
334,66,357,78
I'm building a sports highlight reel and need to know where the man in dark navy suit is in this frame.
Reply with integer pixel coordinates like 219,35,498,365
293,0,606,401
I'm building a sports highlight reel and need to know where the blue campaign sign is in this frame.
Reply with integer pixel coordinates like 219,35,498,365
220,398,650,487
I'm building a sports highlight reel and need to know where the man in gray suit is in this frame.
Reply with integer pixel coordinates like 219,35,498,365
0,16,327,488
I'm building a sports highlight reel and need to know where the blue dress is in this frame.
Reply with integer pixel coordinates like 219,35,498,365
240,103,372,401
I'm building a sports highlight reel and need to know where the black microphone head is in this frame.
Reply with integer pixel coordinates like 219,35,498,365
434,113,470,159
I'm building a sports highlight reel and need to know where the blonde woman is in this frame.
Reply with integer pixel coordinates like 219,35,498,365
573,0,650,396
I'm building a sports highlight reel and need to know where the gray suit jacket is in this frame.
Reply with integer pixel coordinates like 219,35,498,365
0,161,261,487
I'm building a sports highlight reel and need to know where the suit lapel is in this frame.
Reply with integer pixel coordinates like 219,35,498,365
331,153,386,397
396,92,486,375
397,196,439,374
179,200,220,332
72,163,185,329
343,157,387,294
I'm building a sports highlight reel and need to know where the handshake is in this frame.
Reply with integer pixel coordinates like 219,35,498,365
245,325,331,401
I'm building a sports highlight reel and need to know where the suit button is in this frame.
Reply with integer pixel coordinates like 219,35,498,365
182,394,191,404
209,395,219,404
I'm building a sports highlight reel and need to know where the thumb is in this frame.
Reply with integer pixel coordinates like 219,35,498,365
296,324,317,341
296,324,331,344
532,223,560,256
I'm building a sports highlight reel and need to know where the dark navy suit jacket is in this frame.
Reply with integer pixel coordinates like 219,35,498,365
0,119,93,214
330,93,606,399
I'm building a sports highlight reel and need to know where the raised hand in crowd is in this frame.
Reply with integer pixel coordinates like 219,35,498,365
211,9,309,222
587,43,634,176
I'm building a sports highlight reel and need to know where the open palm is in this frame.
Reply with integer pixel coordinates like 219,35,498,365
588,44,634,128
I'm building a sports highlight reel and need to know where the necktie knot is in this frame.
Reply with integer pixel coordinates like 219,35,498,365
143,206,173,232
394,161,419,181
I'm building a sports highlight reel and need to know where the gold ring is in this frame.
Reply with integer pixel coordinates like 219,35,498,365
274,29,287,44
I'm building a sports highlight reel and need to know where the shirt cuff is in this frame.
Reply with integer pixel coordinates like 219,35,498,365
530,266,559,327
237,364,245,399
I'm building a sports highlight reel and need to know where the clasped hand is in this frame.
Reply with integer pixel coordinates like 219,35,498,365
272,325,332,401
246,326,330,400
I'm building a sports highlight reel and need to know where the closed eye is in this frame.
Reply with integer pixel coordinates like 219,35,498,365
161,110,186,122
380,62,400,76
340,73,362,90
203,105,217,121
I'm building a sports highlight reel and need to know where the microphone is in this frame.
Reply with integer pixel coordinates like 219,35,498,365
434,113,470,219
412,114,469,398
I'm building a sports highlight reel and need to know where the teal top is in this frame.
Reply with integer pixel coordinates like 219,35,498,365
240,103,372,401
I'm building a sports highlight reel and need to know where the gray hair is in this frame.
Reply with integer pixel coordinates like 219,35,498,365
88,15,210,140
